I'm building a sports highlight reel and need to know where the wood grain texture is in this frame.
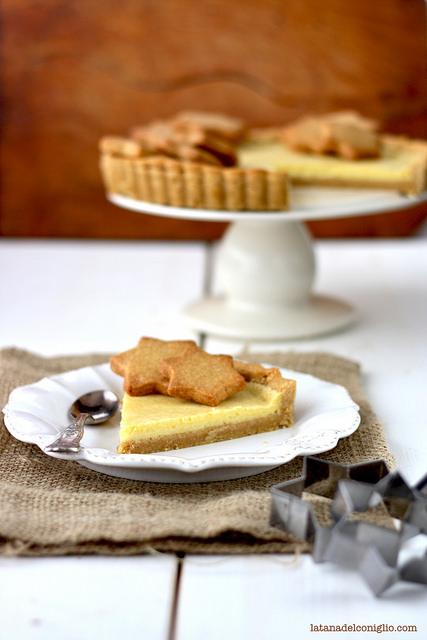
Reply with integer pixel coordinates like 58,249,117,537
1,0,426,238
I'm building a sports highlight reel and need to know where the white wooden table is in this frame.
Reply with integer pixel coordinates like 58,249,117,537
0,237,426,640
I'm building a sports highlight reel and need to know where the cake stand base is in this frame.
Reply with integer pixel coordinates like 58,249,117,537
184,217,356,340
109,190,427,341
183,294,355,340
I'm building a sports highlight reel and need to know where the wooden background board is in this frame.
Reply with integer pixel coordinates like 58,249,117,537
1,0,427,239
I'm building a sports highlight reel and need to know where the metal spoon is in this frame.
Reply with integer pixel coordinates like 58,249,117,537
45,389,120,454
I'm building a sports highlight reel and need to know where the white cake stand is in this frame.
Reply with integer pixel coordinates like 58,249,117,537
109,188,427,340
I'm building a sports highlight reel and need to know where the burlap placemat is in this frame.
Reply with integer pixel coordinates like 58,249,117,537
0,348,394,556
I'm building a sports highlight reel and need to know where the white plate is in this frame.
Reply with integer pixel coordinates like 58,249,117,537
3,363,360,483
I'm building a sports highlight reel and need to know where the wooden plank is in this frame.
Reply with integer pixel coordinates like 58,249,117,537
177,553,427,640
0,240,206,354
1,0,426,239
0,556,177,640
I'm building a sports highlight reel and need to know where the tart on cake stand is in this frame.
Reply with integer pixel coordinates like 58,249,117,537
109,188,427,340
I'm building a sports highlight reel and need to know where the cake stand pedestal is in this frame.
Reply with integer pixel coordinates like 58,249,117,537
109,188,427,340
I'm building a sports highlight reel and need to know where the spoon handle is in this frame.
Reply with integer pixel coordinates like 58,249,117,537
45,413,89,453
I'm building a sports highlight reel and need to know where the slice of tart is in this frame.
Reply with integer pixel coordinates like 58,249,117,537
239,135,427,195
118,368,296,454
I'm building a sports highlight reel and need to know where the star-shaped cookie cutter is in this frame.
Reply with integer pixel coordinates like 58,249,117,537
270,457,427,596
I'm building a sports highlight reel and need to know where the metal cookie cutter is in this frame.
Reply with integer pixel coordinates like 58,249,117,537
270,457,427,596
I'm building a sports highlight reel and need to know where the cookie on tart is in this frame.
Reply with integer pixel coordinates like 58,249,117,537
242,112,427,195
99,111,289,211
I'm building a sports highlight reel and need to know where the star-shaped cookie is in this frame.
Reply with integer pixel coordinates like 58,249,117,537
110,337,199,396
161,350,246,406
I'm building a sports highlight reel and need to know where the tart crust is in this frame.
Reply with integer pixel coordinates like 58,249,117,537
100,154,289,211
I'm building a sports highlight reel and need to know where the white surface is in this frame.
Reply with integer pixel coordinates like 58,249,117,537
0,241,203,354
177,555,427,640
0,556,177,640
109,188,427,222
1,238,426,639
4,364,359,481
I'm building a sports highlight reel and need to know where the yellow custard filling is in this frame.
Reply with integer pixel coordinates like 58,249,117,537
120,382,282,441
239,140,419,182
